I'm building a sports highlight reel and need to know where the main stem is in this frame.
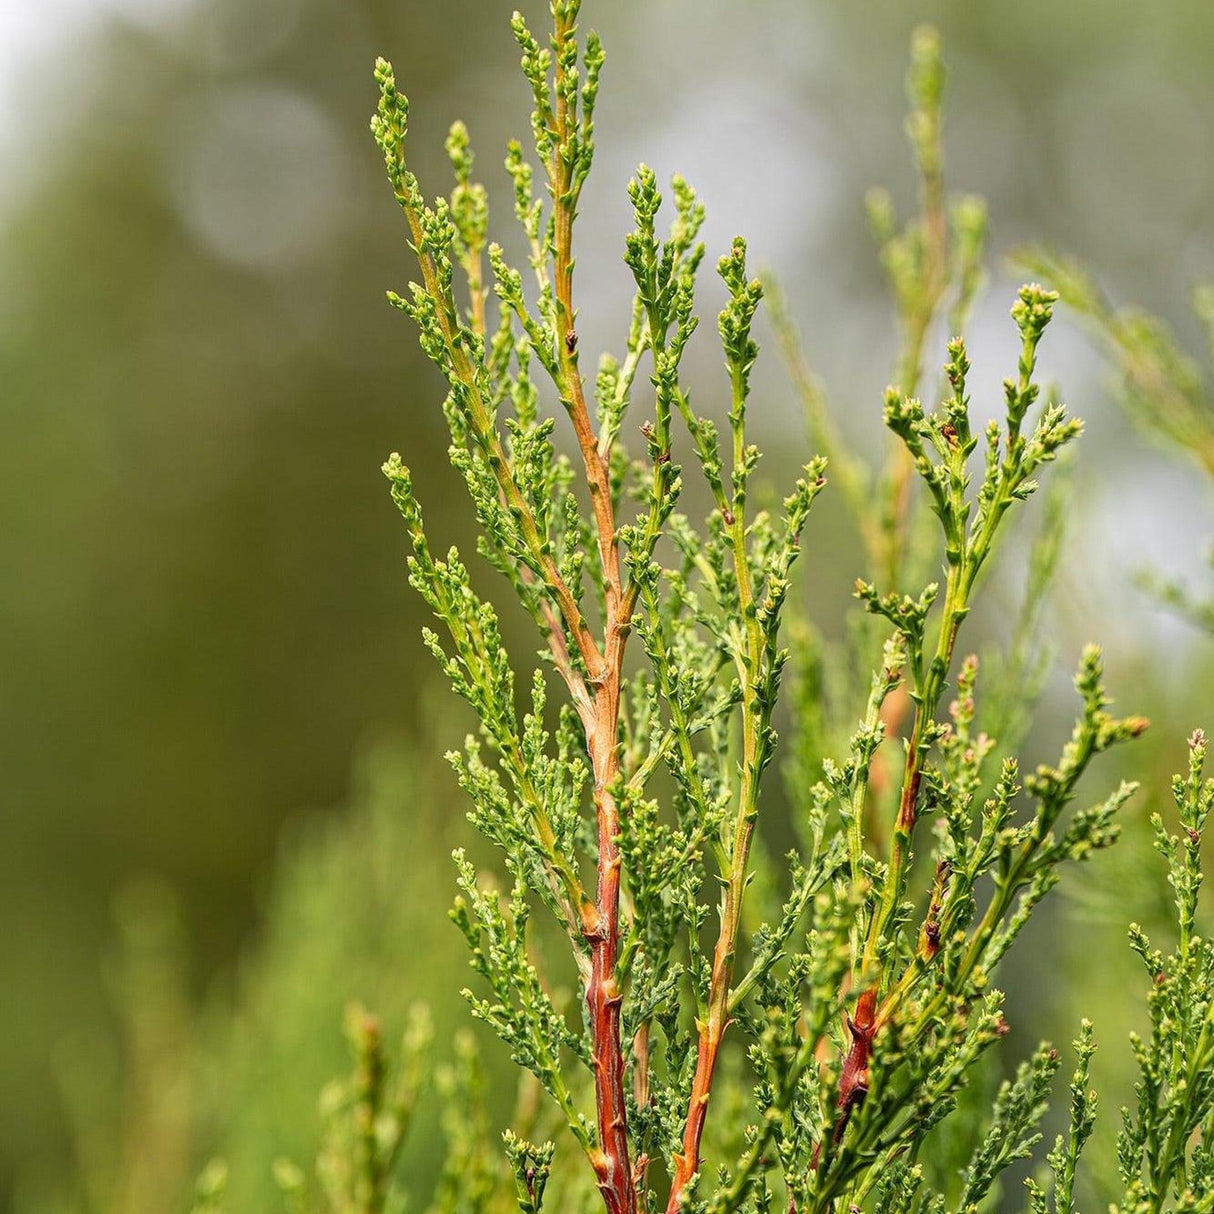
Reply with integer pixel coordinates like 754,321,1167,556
548,12,635,1214
585,666,634,1214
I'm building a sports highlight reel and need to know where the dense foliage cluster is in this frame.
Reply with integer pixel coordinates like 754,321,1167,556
115,7,1211,1214
259,4,1214,1214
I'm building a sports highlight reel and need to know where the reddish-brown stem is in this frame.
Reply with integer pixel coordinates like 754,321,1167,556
838,991,878,1125
665,852,749,1205
584,645,635,1214
666,915,734,1209
667,763,764,1210
814,988,878,1170
666,327,770,1214
547,14,634,1212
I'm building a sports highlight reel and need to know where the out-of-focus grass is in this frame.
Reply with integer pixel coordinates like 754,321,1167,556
22,735,487,1213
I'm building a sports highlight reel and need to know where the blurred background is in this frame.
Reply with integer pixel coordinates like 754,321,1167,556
1,0,1211,1210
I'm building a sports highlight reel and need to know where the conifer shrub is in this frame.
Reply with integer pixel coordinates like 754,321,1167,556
193,6,1214,1213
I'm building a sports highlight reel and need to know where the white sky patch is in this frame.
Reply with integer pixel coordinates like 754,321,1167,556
0,0,194,208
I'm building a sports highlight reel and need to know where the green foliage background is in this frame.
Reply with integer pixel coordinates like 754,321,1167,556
1,0,1211,1210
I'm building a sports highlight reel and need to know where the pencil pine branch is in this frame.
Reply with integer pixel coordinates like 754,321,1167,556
361,7,1210,1214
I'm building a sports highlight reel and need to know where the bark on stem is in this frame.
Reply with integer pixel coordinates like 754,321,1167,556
584,648,636,1214
666,356,766,1212
549,12,635,1211
666,892,736,1208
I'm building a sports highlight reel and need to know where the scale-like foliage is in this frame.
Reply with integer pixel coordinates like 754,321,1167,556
359,6,1208,1214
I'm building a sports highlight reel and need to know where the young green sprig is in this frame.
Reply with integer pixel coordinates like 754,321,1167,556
1114,732,1214,1214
